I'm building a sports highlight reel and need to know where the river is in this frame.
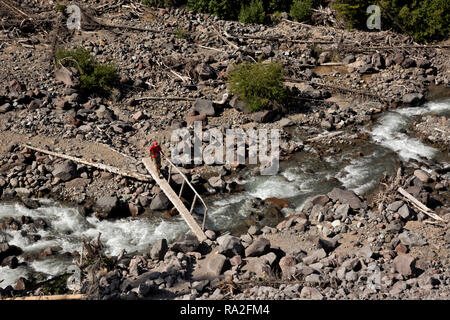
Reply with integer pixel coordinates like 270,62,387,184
1,98,449,288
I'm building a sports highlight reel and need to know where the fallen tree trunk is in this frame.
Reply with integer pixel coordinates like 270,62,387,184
398,187,446,222
3,294,87,301
22,144,153,182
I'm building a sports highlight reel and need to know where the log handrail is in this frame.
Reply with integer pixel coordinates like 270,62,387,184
160,153,209,231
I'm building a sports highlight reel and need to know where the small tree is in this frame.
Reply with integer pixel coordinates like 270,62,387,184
228,62,288,112
290,0,313,22
239,0,266,24
55,47,119,97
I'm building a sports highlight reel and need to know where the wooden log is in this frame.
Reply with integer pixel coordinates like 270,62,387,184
3,294,87,301
22,144,153,182
398,187,446,222
134,96,196,102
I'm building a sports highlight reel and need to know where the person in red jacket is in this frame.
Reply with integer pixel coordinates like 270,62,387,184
149,141,162,176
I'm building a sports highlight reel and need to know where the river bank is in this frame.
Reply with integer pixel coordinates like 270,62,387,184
1,1,450,299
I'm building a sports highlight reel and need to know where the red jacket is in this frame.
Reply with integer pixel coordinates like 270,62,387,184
150,144,161,159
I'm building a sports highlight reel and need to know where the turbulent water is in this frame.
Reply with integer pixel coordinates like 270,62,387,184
1,99,449,287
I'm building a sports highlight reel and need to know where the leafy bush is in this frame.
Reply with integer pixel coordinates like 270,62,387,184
187,0,244,20
333,0,450,42
55,47,119,96
239,0,266,24
290,0,313,22
142,0,186,8
228,62,288,112
187,0,300,21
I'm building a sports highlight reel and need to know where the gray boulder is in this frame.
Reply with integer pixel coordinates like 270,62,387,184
52,160,77,181
150,193,170,211
193,99,215,116
217,234,245,257
150,239,168,261
327,188,366,210
245,237,271,257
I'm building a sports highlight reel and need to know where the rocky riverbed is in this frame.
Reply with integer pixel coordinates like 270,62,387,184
1,0,449,300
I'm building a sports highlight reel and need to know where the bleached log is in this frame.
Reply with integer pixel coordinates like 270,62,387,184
22,144,153,182
398,187,446,222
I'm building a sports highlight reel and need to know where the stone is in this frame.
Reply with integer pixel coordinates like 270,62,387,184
395,243,408,254
335,203,350,219
402,93,423,105
193,99,215,116
230,255,242,267
300,287,323,300
0,103,12,113
93,196,121,219
343,54,356,64
1,255,19,269
327,188,366,210
308,194,330,206
52,160,77,182
195,63,216,80
208,176,224,189
251,110,275,123
205,230,216,240
150,239,168,261
191,280,209,292
414,170,430,183
387,201,404,212
398,204,412,220
315,237,338,254
279,118,294,127
318,51,331,64
150,193,170,211
320,120,333,131
358,245,374,259
171,234,199,253
245,237,271,257
217,234,245,257
305,274,322,284
279,255,297,278
248,225,261,236
393,254,416,277
398,230,427,247
229,96,249,114
206,253,226,278
302,249,327,265
55,67,78,87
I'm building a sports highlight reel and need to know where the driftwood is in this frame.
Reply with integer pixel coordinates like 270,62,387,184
305,131,343,142
134,96,196,102
3,294,87,301
284,77,391,102
398,187,446,222
22,144,153,182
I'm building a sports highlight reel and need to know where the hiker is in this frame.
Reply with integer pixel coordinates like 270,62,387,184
149,141,162,177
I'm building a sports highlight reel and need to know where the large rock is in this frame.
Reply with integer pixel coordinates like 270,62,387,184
150,193,170,211
414,170,430,183
208,176,225,189
52,160,77,182
229,96,249,114
217,234,245,257
251,110,276,123
0,242,23,264
300,287,323,300
195,63,216,81
171,234,199,253
393,254,416,277
55,67,79,87
327,188,366,210
150,239,168,261
402,93,424,105
245,237,271,257
398,230,427,247
193,99,215,116
0,103,12,114
206,253,226,278
93,196,121,219
279,255,297,279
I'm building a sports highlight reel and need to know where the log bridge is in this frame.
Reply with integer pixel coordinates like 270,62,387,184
142,156,208,242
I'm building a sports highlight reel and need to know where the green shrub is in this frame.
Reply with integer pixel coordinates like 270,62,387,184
239,0,266,24
333,0,450,42
290,0,313,22
55,47,119,96
228,62,288,112
55,4,67,11
142,0,186,8
187,0,297,21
